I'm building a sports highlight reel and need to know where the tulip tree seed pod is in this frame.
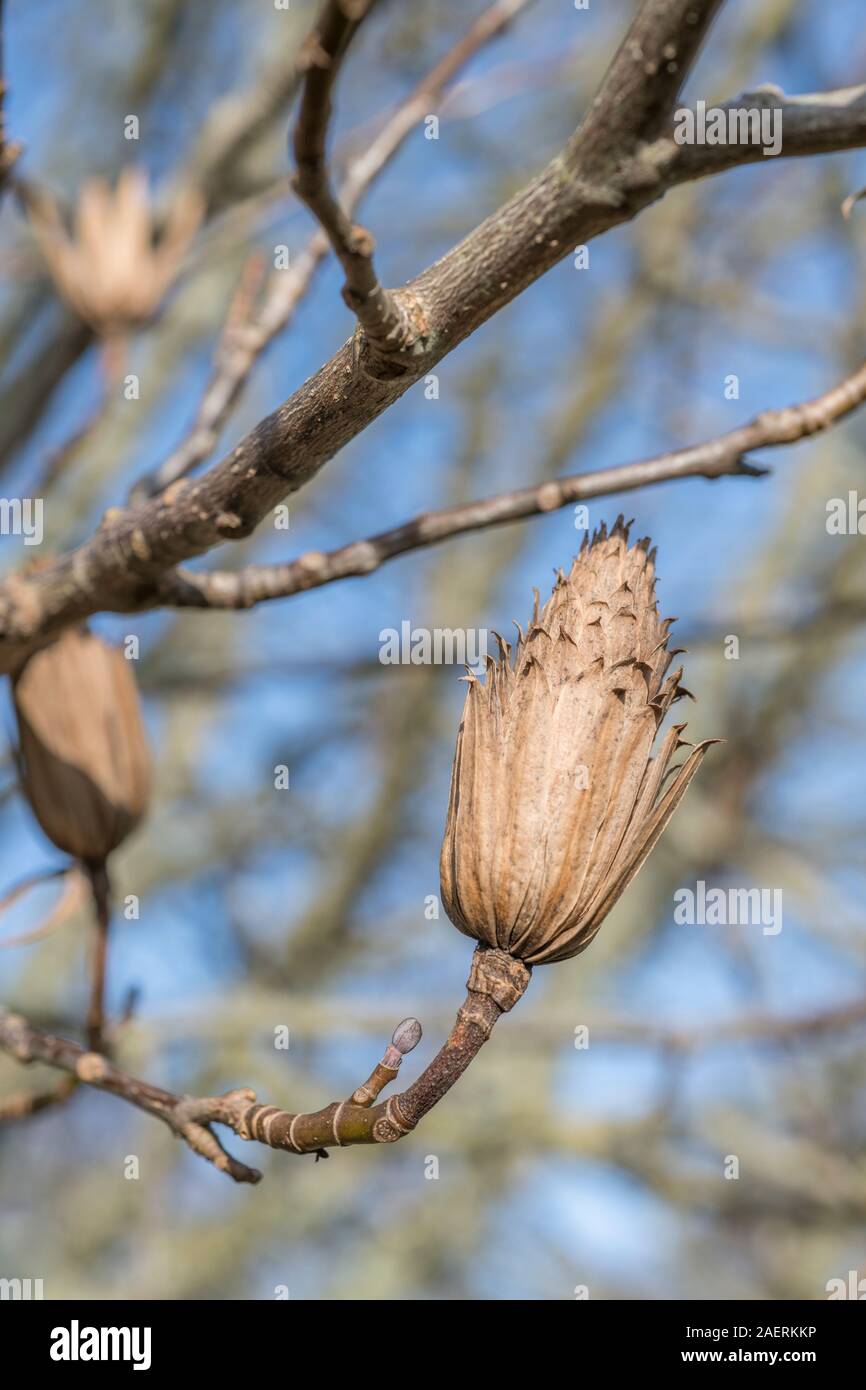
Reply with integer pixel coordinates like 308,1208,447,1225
12,627,151,866
440,518,718,965
23,167,203,338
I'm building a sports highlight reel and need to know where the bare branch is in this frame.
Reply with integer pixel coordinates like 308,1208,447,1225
157,357,866,610
290,0,420,357
0,1074,77,1121
675,84,866,179
3,3,866,666
0,946,530,1183
572,0,725,159
5,972,865,1180
133,0,536,502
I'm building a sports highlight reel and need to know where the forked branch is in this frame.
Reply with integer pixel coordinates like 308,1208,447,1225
133,0,536,500
0,947,531,1184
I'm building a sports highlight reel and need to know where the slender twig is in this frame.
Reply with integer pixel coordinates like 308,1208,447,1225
84,861,112,1053
0,946,530,1183
156,358,866,610
132,0,535,502
291,0,419,358
0,1074,77,1121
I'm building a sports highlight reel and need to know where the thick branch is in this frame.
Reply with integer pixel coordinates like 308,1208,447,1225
157,358,866,610
4,4,866,665
0,946,531,1184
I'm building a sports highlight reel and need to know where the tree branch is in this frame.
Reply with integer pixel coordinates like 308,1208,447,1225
0,946,530,1183
5,970,865,1180
291,0,418,357
4,2,866,667
132,0,536,502
156,357,866,609
674,83,866,178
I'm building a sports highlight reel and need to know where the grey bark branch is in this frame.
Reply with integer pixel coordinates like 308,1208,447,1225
154,358,866,610
2,2,866,669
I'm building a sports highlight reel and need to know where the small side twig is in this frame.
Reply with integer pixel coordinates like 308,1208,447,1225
0,1074,77,1121
156,357,866,611
0,864,88,950
0,946,530,1183
85,861,112,1054
291,0,419,360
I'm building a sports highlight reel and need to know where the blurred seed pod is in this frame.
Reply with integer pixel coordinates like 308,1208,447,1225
23,166,203,337
13,628,151,865
440,518,719,965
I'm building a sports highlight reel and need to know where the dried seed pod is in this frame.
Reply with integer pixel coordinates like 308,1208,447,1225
24,167,203,337
440,518,718,965
13,628,151,865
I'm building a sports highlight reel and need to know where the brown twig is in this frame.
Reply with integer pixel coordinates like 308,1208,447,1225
84,861,112,1053
132,0,535,502
4,967,866,1178
156,358,866,610
291,0,418,360
0,946,530,1183
0,1074,77,1121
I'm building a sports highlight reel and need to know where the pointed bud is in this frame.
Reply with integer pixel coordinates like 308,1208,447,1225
391,1018,422,1055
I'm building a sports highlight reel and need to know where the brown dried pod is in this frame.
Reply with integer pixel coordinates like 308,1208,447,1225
12,628,151,866
24,166,203,337
440,518,718,965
